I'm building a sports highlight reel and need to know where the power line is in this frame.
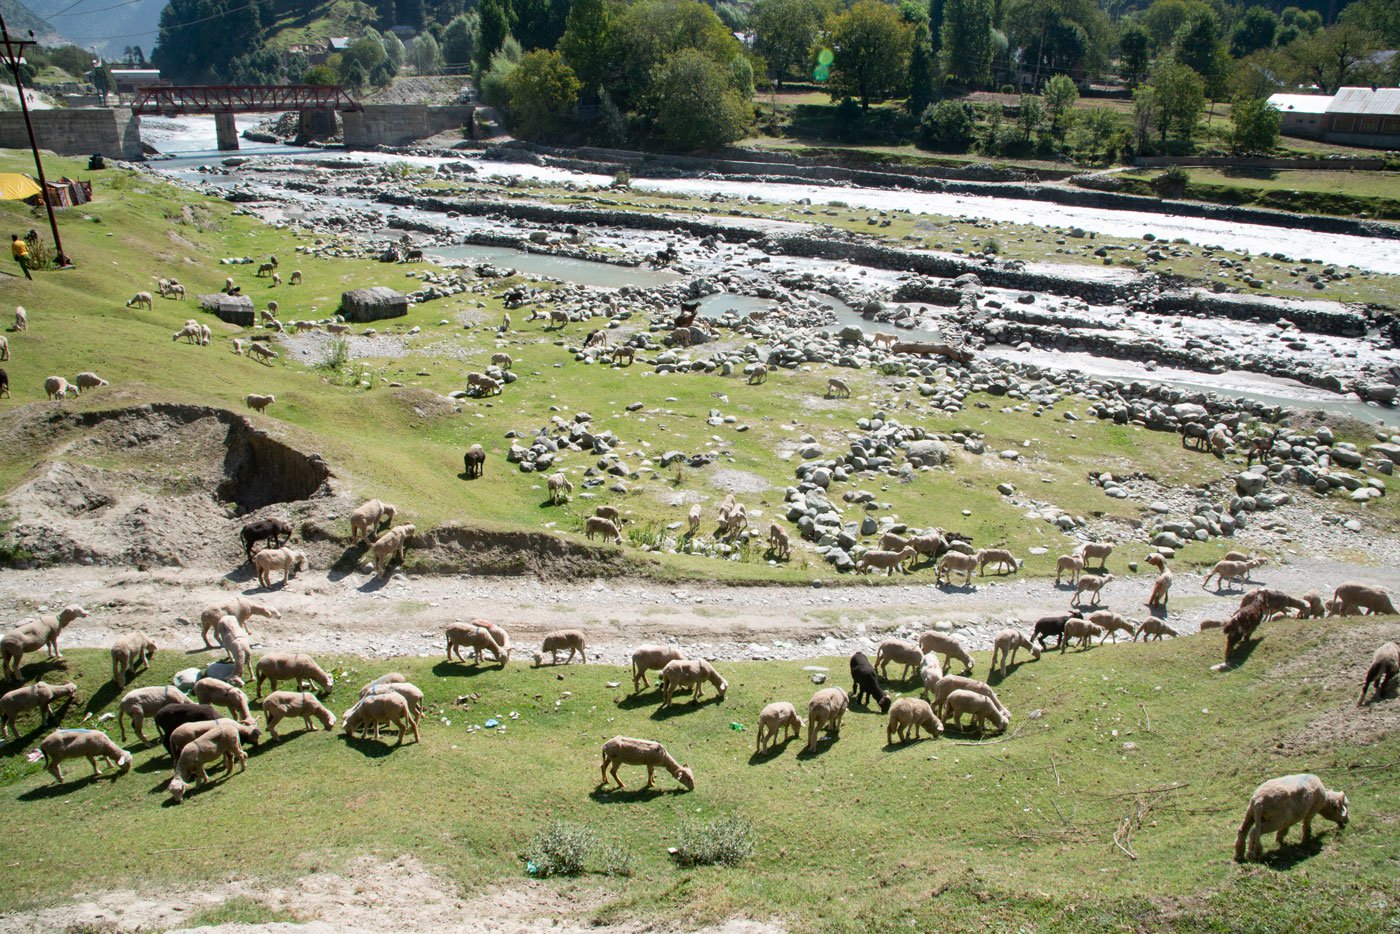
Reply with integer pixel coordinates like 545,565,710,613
50,0,147,18
65,0,263,41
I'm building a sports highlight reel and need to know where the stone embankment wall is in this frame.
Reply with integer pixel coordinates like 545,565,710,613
0,108,142,160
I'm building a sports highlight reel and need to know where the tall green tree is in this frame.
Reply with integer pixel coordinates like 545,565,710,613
1140,0,1209,50
907,21,938,114
383,31,406,72
647,47,752,150
507,49,581,139
1172,13,1228,101
477,0,517,74
1273,24,1376,94
827,0,914,110
1130,84,1156,151
1118,23,1150,87
1041,72,1078,137
751,0,823,88
1228,95,1280,154
442,13,479,73
940,0,992,86
1150,59,1204,141
1004,0,1110,83
559,0,612,92
410,32,442,73
1341,0,1400,46
1229,7,1277,58
607,0,743,109
152,0,266,82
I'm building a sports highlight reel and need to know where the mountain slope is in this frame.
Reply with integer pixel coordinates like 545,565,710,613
19,0,163,56
0,0,63,44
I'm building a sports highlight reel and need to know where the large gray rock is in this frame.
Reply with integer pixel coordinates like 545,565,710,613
1171,403,1208,421
1235,471,1267,496
198,293,254,326
340,286,409,322
905,439,951,467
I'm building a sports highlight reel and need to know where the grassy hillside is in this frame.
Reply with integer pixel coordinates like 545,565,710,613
260,0,380,53
0,615,1396,929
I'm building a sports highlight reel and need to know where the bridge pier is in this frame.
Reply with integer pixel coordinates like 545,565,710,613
215,112,239,150
296,108,338,143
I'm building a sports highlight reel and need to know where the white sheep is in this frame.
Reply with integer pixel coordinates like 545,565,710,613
631,645,684,692
1,604,88,680
255,652,333,697
755,701,804,753
253,547,307,587
359,681,425,721
806,686,849,751
350,499,398,543
1085,610,1136,644
172,323,201,344
977,548,1019,576
659,658,728,706
342,691,418,744
936,551,978,586
168,720,247,802
198,596,280,649
231,338,245,355
827,377,850,398
918,651,944,701
944,689,1010,735
768,522,791,560
116,685,190,743
371,523,414,577
599,736,693,790
262,690,336,739
125,291,153,310
14,306,27,331
1147,569,1174,610
687,504,701,536
245,393,275,413
874,638,924,679
747,363,768,384
40,729,132,783
1201,559,1260,590
1072,573,1114,606
990,629,1040,677
1055,553,1084,585
44,375,71,400
1359,641,1399,705
289,270,302,285
886,697,943,744
1075,541,1112,570
918,631,974,676
547,472,574,504
491,351,513,370
74,372,108,391
445,621,509,667
533,629,587,666
1135,618,1178,641
1234,774,1348,862
0,335,8,361
248,343,278,364
930,675,1005,722
110,632,156,688
0,681,77,739
193,677,256,725
857,547,915,576
585,516,623,544
1061,618,1104,651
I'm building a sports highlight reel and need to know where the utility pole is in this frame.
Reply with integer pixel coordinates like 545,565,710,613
0,13,71,268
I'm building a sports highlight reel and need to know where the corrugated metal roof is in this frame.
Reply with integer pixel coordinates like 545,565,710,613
1267,93,1332,114
1327,86,1400,117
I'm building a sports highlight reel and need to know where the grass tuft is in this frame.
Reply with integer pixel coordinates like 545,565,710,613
673,815,756,867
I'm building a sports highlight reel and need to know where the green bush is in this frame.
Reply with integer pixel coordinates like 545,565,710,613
673,814,757,867
917,101,974,152
1150,165,1190,198
524,821,597,877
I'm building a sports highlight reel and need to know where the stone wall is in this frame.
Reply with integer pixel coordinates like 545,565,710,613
0,108,142,161
342,105,476,149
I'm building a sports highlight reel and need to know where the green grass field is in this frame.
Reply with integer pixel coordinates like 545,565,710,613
0,616,1396,930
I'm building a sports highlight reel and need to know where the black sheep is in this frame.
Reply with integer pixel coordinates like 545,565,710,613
849,652,891,713
240,518,292,562
1032,611,1083,651
154,703,220,756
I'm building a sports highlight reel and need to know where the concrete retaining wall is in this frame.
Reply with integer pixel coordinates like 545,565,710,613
342,105,476,149
1133,155,1388,170
0,108,142,161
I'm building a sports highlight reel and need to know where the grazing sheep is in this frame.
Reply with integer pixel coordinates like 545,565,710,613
547,472,573,504
944,689,1009,735
14,306,27,331
874,638,924,680
0,336,7,361
248,343,278,364
110,632,156,688
350,499,398,544
116,686,189,744
193,677,255,725
370,524,414,577
39,729,132,783
239,518,293,564
1031,611,1082,651
215,617,253,681
594,505,622,525
611,345,635,366
768,522,791,560
0,367,8,398
473,375,502,396
849,652,891,712
585,516,623,544
44,375,70,400
722,503,748,537
256,261,276,277
1358,642,1399,706
857,547,916,576
1199,618,1225,631
747,363,768,385
886,697,942,745
1072,573,1114,606
0,681,77,739
659,658,728,707
1223,601,1267,663
291,270,304,285
599,736,693,790
1074,541,1112,570
1222,551,1260,564
937,551,978,586
1135,618,1179,641
909,533,949,561
167,717,259,763
326,322,349,335
255,652,333,697
232,339,244,355
1329,582,1397,617
1201,559,1260,591
445,622,509,667
826,377,850,398
977,548,1019,576
154,702,220,754
253,547,307,588
198,596,279,648
1241,588,1309,621
461,443,487,479
2,605,88,680
1299,591,1327,619
631,645,684,692
687,504,701,536
168,720,248,802
929,676,1006,721
918,652,944,701
1234,774,1348,862
490,351,513,370
1147,570,1173,610
262,690,336,738
806,686,850,751
1055,553,1085,585
548,309,569,330
918,631,974,676
172,323,201,344
245,393,275,413
271,273,282,286
224,277,236,292
342,691,418,744
359,681,424,721
126,291,153,310
871,332,898,350
755,702,804,753
1086,610,1137,644
1061,618,1104,651
990,629,1040,677
583,328,608,349
74,372,107,391
532,629,587,666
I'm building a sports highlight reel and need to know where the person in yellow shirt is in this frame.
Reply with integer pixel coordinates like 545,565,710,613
11,234,31,280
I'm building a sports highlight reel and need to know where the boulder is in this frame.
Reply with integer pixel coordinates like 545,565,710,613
1235,471,1267,496
905,439,951,467
340,287,409,322
198,292,255,327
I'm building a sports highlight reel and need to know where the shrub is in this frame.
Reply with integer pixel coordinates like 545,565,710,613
673,815,757,867
1150,165,1190,199
319,336,350,372
917,100,974,151
524,821,597,877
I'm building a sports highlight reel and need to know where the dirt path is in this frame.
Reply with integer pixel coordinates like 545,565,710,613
3,557,1392,665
